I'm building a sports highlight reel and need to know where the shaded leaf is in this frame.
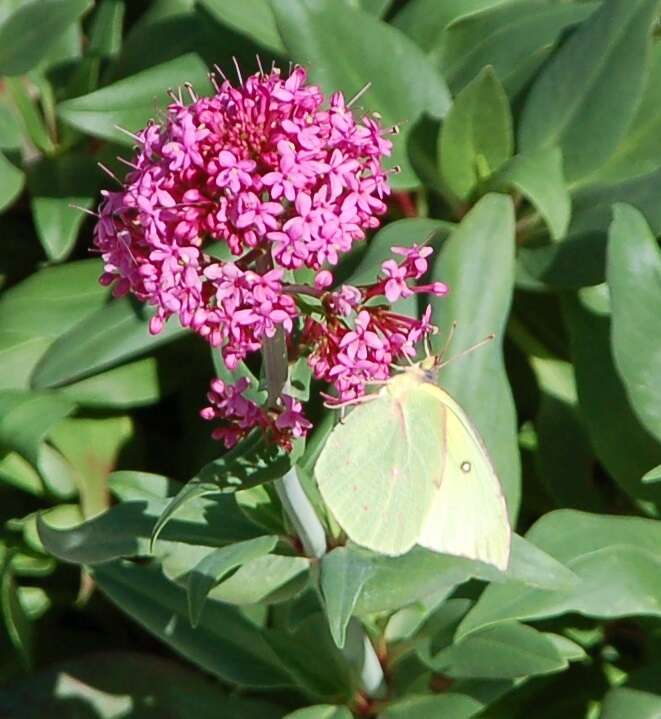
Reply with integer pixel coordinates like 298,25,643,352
187,535,278,626
0,151,24,213
284,707,352,719
607,204,661,443
198,0,284,53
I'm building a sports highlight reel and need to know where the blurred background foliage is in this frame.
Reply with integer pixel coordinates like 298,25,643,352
0,0,660,717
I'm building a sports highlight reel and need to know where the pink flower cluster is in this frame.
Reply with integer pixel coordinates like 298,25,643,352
304,244,447,404
200,378,311,450
93,63,448,450
95,65,392,371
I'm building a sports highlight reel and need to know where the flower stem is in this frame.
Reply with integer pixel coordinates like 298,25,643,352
275,467,327,558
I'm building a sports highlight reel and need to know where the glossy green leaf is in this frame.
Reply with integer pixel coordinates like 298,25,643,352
0,151,24,213
93,560,292,688
437,2,597,95
0,390,75,468
562,291,661,502
58,54,211,144
271,0,451,188
31,297,187,388
284,707,352,719
519,0,658,182
493,147,570,241
428,622,566,679
430,194,520,516
187,535,278,626
27,154,98,262
607,204,661,443
0,0,90,75
320,547,374,649
198,0,285,53
379,692,485,719
457,510,661,639
439,67,512,201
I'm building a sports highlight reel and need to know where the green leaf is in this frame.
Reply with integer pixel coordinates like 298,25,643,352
439,66,512,201
0,151,24,213
284,707,352,719
642,464,661,484
1,554,31,669
437,2,597,95
187,535,278,626
88,0,125,58
607,204,661,443
493,148,570,241
355,533,576,615
27,154,98,262
31,297,187,389
519,0,658,182
379,693,484,719
600,666,661,719
59,356,167,408
49,416,133,518
38,488,260,565
393,0,511,54
516,233,607,290
430,194,520,517
457,510,661,639
595,43,661,184
58,53,211,144
93,560,292,688
0,0,90,75
562,291,661,502
0,652,285,719
320,547,374,649
0,390,75,468
271,0,451,188
198,0,285,53
428,622,566,679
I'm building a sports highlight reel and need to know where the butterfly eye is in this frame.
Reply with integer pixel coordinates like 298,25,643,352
460,461,471,473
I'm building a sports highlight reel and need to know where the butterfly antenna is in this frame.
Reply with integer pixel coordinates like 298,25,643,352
437,333,496,370
436,321,457,364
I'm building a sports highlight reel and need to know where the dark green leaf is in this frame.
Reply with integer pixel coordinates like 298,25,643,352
0,151,24,213
493,147,570,241
457,510,661,638
439,67,513,201
1,554,31,669
562,291,661,502
430,193,520,516
271,0,451,188
187,535,278,626
88,0,124,58
0,0,90,75
519,0,658,182
31,297,187,388
58,54,211,143
93,560,292,687
320,547,374,648
607,204,661,443
600,666,661,719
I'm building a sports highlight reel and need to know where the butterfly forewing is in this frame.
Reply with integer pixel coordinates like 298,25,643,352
315,380,444,556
